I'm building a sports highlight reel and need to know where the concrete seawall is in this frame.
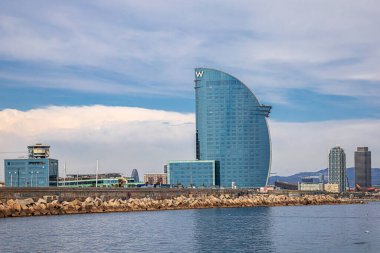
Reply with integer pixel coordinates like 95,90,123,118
0,187,255,201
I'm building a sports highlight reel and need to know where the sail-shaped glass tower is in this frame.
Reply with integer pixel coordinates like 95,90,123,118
195,68,271,187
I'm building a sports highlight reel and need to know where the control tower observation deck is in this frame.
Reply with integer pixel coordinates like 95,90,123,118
28,143,50,159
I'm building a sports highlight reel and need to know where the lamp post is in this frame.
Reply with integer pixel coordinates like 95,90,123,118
30,171,34,187
96,160,99,188
35,171,39,187
9,171,12,187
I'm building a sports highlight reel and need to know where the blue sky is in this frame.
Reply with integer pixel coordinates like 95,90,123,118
0,0,379,179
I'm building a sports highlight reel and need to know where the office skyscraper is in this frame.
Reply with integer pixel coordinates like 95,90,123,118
195,68,271,187
328,146,346,192
355,147,371,187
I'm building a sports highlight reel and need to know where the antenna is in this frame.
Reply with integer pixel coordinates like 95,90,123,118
63,161,66,187
96,160,99,188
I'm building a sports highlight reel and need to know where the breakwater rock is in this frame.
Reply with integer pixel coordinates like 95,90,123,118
0,194,363,218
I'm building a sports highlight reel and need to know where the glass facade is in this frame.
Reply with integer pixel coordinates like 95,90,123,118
328,146,346,192
58,178,120,187
355,147,371,188
4,158,59,187
167,160,216,187
195,68,271,188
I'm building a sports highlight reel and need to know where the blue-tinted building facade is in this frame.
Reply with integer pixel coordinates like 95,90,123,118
167,160,216,187
4,158,59,187
195,68,271,188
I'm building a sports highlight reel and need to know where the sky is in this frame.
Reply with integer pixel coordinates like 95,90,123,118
0,0,379,181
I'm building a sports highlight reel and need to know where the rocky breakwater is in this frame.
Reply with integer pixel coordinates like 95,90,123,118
0,194,363,218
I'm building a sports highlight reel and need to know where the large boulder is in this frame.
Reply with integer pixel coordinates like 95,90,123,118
43,196,54,203
85,197,94,203
16,198,35,206
37,198,47,205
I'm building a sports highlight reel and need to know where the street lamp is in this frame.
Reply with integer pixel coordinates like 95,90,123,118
8,171,12,187
30,171,34,187
35,171,39,187
8,171,17,187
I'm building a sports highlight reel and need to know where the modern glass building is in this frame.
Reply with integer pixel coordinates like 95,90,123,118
355,147,371,187
167,160,216,187
4,158,59,187
195,68,271,188
131,169,140,183
328,146,346,192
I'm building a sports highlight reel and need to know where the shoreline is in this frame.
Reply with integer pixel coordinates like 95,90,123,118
0,194,365,219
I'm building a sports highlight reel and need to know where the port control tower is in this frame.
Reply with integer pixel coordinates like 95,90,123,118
27,143,50,159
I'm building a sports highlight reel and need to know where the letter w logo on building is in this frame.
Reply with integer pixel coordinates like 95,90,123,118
195,71,204,78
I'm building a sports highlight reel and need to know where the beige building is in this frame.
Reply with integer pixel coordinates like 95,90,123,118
298,183,324,191
0,181,4,187
144,173,167,185
325,183,340,193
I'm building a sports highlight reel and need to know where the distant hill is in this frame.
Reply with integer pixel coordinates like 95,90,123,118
268,168,380,186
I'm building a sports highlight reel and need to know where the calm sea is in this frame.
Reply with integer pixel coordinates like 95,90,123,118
1,202,379,253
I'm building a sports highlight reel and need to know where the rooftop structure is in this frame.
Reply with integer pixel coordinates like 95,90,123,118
28,143,50,159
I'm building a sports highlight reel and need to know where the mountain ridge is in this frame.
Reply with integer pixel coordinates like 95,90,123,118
268,168,380,186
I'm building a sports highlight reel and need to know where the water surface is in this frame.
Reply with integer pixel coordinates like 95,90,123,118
1,202,379,252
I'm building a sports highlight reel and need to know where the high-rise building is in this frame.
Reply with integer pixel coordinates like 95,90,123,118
195,68,271,188
328,146,346,192
131,169,140,183
4,144,58,187
355,147,371,188
166,68,272,188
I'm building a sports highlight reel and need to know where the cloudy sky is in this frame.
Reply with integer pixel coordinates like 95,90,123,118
0,0,379,181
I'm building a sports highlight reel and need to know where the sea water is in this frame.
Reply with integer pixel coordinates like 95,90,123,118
1,202,379,252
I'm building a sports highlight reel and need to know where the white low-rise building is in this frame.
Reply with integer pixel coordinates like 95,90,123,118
298,174,324,191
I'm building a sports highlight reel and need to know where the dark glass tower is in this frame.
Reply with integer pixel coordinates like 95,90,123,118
194,68,271,187
131,169,140,183
355,147,371,187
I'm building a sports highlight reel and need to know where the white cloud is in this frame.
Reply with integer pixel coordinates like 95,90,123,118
1,106,379,181
1,0,380,102
0,106,195,181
